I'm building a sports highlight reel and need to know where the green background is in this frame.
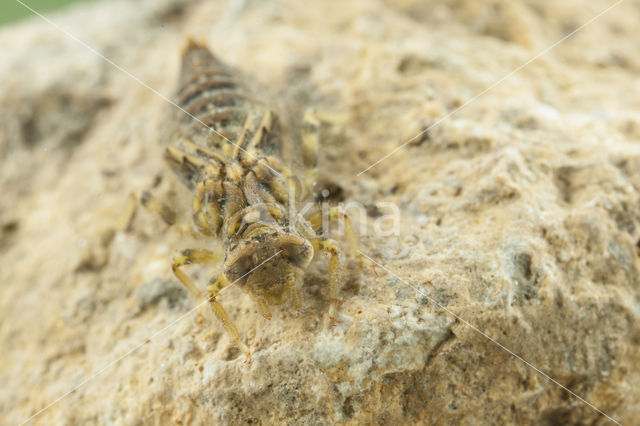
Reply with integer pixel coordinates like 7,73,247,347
1,0,94,26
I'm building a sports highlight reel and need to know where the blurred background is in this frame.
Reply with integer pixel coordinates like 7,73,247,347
1,0,94,26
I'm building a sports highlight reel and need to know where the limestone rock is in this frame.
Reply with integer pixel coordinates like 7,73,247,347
1,0,639,424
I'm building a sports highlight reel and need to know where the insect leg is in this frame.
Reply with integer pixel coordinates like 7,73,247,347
309,237,341,323
285,268,302,313
305,206,358,249
289,285,303,312
301,109,350,198
207,273,251,358
245,109,276,156
118,189,176,232
306,206,374,270
171,248,223,297
231,113,256,161
192,179,223,236
301,109,320,194
256,297,273,320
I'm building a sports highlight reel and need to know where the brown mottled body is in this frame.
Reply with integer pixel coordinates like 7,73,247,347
136,38,363,359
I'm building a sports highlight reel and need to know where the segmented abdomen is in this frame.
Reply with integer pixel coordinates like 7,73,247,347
163,40,291,219
173,42,258,149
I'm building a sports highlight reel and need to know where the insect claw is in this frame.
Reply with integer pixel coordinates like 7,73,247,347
326,303,338,327
328,315,337,328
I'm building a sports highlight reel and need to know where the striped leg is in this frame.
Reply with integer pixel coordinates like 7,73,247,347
306,206,373,272
310,237,341,324
192,179,224,236
301,109,320,195
207,273,251,359
171,248,223,298
118,189,176,232
301,109,350,197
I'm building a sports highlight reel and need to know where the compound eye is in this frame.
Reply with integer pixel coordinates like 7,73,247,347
280,240,314,268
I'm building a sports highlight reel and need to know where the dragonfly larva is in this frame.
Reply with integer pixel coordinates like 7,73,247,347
121,37,363,359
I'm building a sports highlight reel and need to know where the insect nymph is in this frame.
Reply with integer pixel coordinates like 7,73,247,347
123,38,360,358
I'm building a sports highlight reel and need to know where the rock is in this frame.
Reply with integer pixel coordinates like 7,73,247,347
1,0,639,425
136,278,189,312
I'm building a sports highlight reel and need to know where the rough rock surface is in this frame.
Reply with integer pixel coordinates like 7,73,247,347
1,0,640,424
